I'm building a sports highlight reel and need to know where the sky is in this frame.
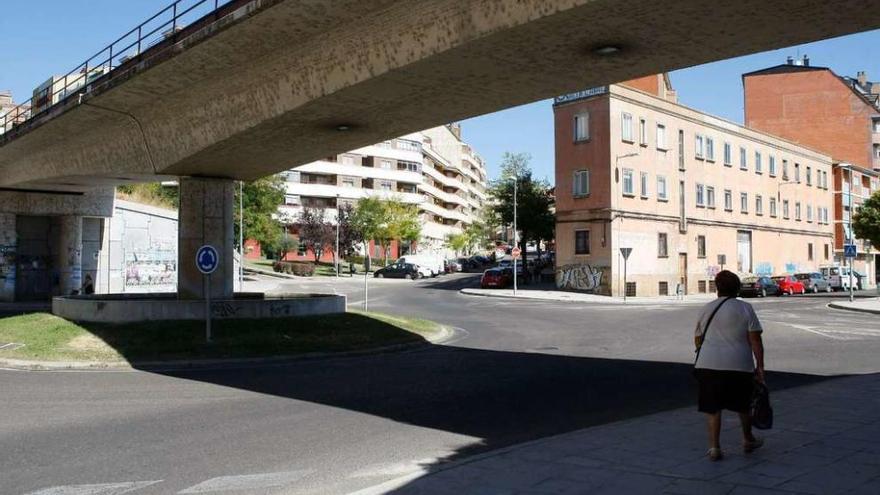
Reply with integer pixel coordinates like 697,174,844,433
1,2,879,185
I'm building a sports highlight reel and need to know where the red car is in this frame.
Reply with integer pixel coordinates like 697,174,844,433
771,275,806,295
480,268,510,289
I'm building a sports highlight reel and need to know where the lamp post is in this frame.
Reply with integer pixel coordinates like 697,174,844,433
335,193,340,278
238,180,244,291
513,174,518,295
614,152,639,297
840,164,855,302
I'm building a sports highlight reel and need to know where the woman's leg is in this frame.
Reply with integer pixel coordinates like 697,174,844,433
738,412,756,442
706,412,722,449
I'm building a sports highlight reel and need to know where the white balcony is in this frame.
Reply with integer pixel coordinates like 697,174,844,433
295,160,422,184
420,181,468,207
421,201,470,222
350,144,423,163
286,182,424,204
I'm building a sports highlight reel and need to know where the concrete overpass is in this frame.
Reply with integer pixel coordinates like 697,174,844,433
1,0,880,301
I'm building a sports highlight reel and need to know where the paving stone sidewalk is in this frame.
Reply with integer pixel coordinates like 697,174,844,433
460,287,716,305
356,374,880,494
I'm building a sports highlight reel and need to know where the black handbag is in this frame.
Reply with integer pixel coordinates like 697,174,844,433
750,380,774,429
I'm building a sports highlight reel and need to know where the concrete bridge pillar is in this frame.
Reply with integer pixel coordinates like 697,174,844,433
178,177,235,300
55,215,83,296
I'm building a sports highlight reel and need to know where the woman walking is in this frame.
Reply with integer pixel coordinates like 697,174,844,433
694,270,765,461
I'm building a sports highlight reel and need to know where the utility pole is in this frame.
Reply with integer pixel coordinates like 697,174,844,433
336,193,340,278
513,175,518,296
847,166,855,302
238,180,244,291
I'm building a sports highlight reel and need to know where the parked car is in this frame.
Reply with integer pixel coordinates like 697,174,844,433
447,259,463,272
480,268,510,289
396,255,443,276
374,262,421,279
739,276,780,298
772,275,806,295
795,272,831,293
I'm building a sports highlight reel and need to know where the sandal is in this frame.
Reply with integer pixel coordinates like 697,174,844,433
707,447,724,461
743,437,764,453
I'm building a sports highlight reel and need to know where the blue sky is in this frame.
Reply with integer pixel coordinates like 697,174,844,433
1,2,878,184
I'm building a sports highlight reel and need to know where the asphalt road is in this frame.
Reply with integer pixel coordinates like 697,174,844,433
2,273,879,495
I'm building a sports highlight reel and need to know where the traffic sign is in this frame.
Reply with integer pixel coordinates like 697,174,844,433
844,244,857,258
619,247,632,260
196,245,219,274
511,247,521,259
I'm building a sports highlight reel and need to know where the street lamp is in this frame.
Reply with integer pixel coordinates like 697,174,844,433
614,152,639,297
513,174,518,295
335,193,340,278
840,164,856,302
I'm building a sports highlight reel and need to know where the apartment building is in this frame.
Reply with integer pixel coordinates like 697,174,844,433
554,75,834,297
277,124,488,261
743,56,879,286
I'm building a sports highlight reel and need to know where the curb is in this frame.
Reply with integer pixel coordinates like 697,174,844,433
827,301,880,315
0,325,460,372
458,288,709,305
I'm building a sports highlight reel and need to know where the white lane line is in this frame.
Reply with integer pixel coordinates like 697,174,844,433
24,481,162,495
177,470,312,493
783,323,846,340
349,458,436,478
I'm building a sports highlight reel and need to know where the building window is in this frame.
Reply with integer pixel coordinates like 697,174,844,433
696,183,705,206
574,113,589,142
342,155,356,165
399,160,420,172
659,281,669,296
640,172,649,198
770,197,777,217
573,170,590,197
397,139,421,152
740,192,748,213
769,156,777,177
380,180,393,191
677,129,684,170
795,201,801,221
709,280,717,293
625,282,637,297
657,124,667,150
807,205,813,222
782,160,789,180
657,176,668,201
756,195,763,215
622,168,634,196
705,137,715,161
824,243,830,260
783,199,790,219
380,159,393,170
795,163,801,183
697,235,706,258
755,151,762,174
698,280,707,293
575,230,590,255
658,233,668,258
808,243,814,261
706,186,716,208
740,147,747,170
724,189,733,211
342,177,355,188
639,117,647,146
806,166,812,186
723,142,732,166
695,135,705,159
621,113,633,142
284,194,301,206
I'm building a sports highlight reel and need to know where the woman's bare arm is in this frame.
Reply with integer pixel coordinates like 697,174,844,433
748,332,765,383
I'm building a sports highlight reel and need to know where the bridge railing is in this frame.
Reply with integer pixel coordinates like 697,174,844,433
0,0,235,137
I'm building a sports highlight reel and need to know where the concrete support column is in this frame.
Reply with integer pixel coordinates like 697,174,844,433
56,215,83,296
178,177,235,300
0,213,16,302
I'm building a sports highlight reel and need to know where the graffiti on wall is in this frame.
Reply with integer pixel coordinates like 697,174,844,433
785,263,797,274
0,245,15,292
125,244,176,288
556,264,605,292
755,262,773,276
706,265,721,277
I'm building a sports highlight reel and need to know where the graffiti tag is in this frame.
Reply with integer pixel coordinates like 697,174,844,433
556,264,605,292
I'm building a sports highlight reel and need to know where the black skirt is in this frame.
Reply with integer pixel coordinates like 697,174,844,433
695,369,754,413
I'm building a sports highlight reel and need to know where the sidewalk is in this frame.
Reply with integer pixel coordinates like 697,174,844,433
828,297,880,315
460,287,717,305
355,374,880,495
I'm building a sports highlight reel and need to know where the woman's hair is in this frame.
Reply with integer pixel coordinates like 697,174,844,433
715,270,741,297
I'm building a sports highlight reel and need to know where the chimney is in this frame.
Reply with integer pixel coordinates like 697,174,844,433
858,71,867,87
786,56,794,65
802,55,809,67
871,82,880,96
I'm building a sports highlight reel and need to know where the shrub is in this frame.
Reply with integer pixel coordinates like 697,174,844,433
273,261,314,276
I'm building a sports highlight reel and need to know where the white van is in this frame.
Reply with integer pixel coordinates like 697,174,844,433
820,265,853,291
396,254,443,277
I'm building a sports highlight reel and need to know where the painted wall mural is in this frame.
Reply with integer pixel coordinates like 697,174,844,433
556,264,606,292
124,244,176,288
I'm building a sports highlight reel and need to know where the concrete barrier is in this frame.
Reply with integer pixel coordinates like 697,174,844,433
52,292,346,323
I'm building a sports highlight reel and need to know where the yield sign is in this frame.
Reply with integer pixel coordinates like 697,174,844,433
619,247,633,260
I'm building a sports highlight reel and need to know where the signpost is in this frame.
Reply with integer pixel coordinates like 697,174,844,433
844,243,857,302
196,245,219,343
717,254,726,271
619,247,632,303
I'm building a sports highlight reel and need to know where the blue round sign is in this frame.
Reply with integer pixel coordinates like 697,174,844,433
196,245,219,274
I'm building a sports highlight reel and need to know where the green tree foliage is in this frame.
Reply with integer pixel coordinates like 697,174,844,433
489,153,555,269
445,232,469,256
116,183,179,209
234,175,286,257
853,190,880,250
278,233,299,261
350,197,388,268
350,197,421,266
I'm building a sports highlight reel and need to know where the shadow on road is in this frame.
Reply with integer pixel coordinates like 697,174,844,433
147,342,834,471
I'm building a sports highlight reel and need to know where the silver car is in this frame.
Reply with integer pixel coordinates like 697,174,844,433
795,272,831,293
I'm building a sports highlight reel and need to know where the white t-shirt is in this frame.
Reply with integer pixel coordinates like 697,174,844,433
694,297,763,372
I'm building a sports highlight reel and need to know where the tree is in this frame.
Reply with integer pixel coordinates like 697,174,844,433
384,199,421,261
277,233,299,261
350,197,388,270
853,190,880,250
336,203,364,262
489,153,555,275
445,232,469,256
235,175,286,257
297,207,335,263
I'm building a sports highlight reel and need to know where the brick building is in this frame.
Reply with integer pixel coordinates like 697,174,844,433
554,75,834,297
743,57,880,287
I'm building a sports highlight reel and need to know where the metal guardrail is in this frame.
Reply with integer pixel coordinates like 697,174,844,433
0,0,234,137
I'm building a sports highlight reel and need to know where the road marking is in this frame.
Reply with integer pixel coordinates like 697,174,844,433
177,470,312,493
24,481,161,495
349,458,436,478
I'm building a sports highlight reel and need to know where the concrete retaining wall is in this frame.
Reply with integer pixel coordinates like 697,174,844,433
52,293,345,323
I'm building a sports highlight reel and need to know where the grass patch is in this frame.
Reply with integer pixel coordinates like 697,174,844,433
0,311,444,363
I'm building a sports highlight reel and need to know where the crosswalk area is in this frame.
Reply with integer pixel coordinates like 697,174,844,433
759,303,880,340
